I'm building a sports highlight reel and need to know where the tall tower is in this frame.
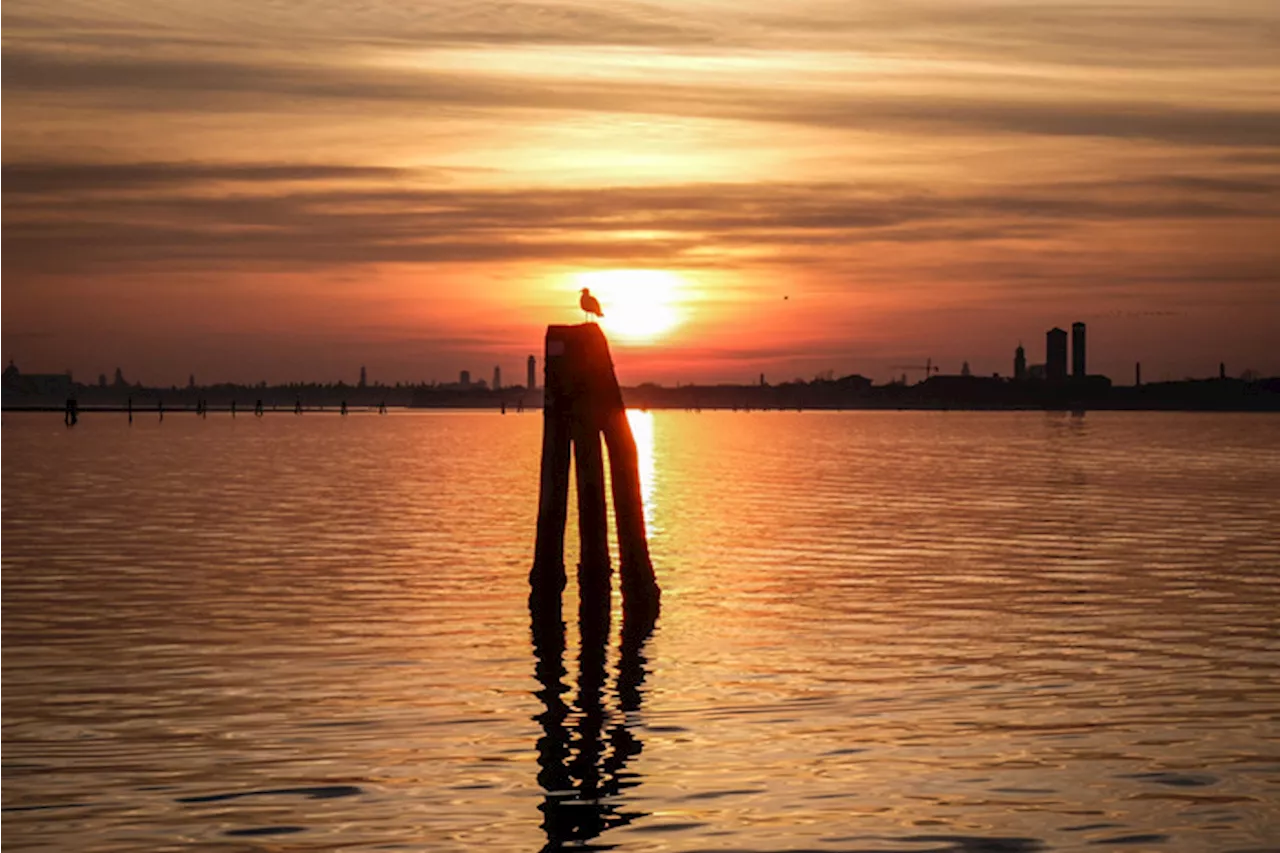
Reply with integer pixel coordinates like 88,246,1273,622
359,366,367,388
1014,344,1027,380
460,370,471,387
527,355,536,390
1046,327,1068,382
493,365,502,391
1071,321,1087,378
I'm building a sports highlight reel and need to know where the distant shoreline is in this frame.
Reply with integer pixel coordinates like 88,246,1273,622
6,373,1278,415
6,400,1279,415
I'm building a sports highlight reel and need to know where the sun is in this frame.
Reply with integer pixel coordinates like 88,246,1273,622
572,269,685,343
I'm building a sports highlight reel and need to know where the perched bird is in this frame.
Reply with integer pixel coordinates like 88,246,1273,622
579,287,604,322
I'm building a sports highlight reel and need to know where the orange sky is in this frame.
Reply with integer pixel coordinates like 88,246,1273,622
4,0,1279,385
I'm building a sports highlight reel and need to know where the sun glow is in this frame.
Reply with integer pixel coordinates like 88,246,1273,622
572,269,685,342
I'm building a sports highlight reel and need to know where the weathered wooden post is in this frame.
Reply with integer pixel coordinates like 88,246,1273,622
530,324,660,624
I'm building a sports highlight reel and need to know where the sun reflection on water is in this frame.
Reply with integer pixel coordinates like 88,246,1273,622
625,409,655,529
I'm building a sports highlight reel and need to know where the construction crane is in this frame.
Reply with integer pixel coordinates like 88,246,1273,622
889,357,939,384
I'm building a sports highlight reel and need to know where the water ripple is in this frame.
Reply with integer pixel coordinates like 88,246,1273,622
3,411,1279,851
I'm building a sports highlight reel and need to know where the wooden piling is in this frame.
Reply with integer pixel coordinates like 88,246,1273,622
573,424,611,599
530,324,660,622
531,376,572,606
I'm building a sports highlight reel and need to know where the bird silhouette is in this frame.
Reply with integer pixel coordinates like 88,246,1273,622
580,288,604,322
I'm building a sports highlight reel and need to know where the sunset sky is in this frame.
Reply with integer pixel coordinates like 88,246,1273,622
4,0,1278,386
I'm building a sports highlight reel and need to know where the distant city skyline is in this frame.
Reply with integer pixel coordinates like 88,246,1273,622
3,321,1267,390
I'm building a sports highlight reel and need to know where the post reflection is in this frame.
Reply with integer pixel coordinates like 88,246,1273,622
530,588,654,851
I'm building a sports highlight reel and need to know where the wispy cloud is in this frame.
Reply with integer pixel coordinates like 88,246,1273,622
6,44,1279,151
7,0,1276,64
5,163,1277,275
2,162,411,194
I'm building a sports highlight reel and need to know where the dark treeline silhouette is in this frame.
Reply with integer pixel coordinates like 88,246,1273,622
621,373,1280,412
1,372,541,412
8,374,1279,413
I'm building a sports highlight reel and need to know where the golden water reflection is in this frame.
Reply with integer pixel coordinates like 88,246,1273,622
624,409,655,529
3,412,1279,851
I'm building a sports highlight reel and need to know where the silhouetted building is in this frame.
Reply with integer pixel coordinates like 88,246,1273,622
493,365,502,391
460,370,471,387
961,361,972,377
2,360,19,391
1014,344,1026,381
359,366,367,388
1072,322,1087,378
1135,362,1142,386
1,362,73,400
830,374,873,393
923,373,1005,403
1046,327,1068,382
1219,362,1226,380
527,355,536,390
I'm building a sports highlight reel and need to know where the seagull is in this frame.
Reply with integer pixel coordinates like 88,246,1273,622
579,287,604,322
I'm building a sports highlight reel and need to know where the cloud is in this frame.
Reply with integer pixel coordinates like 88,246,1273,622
748,2,1280,68
7,0,1276,67
4,162,1277,277
6,39,1280,149
2,162,411,194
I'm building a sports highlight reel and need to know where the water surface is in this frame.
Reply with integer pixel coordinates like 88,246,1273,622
4,411,1279,851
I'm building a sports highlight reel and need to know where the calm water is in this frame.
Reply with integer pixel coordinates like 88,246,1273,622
3,410,1279,852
